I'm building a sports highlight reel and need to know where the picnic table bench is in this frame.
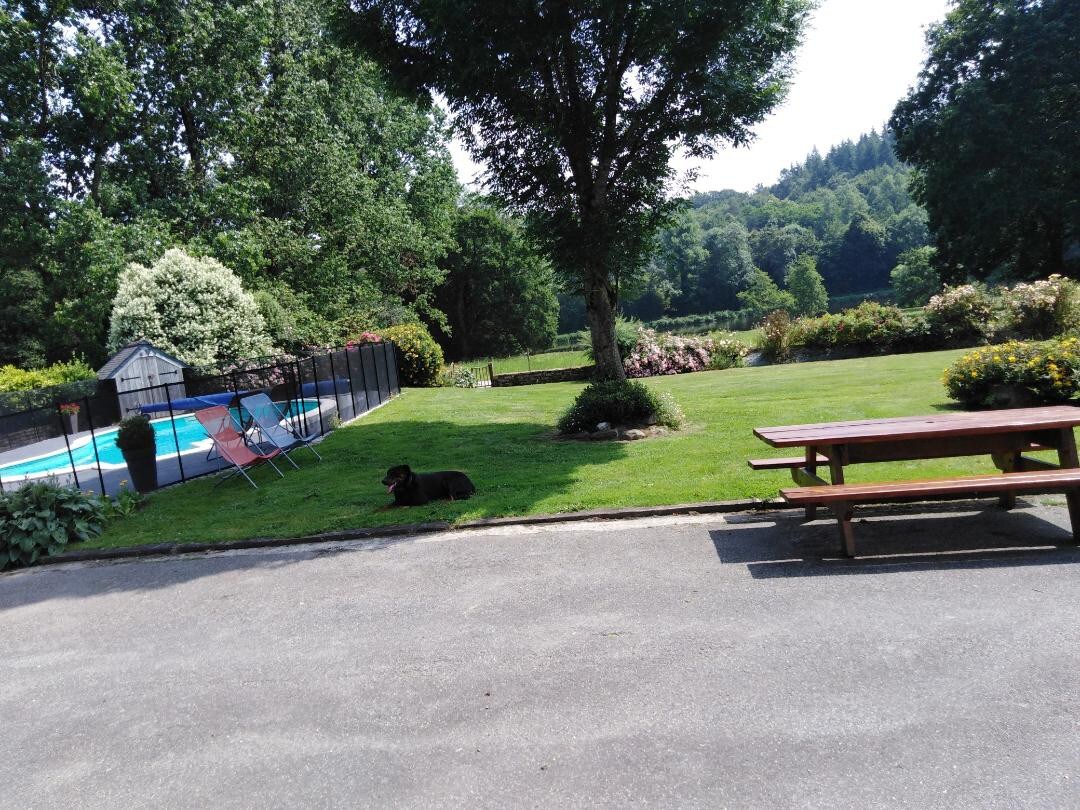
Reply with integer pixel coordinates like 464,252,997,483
750,406,1080,557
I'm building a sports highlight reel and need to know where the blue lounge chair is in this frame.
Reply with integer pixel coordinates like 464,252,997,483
240,393,323,468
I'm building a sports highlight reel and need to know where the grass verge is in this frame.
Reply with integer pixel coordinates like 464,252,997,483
92,348,1044,548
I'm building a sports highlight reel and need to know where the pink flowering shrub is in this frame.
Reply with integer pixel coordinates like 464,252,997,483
623,327,747,378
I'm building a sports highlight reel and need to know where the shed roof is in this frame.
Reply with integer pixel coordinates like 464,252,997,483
97,340,188,380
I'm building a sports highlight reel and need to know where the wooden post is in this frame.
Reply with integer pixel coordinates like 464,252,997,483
804,446,819,521
991,450,1018,509
829,446,855,556
1056,428,1080,541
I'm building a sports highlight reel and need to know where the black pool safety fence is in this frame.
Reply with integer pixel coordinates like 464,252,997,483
0,341,400,497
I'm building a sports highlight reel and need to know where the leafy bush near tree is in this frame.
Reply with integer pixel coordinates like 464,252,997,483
0,482,105,570
380,323,444,387
943,338,1080,408
759,311,793,363
923,284,992,344
108,249,275,368
789,302,916,354
998,275,1080,341
0,360,95,393
556,379,683,434
785,255,828,316
737,268,796,316
890,246,939,306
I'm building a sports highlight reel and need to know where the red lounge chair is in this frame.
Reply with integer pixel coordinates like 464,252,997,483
195,406,284,489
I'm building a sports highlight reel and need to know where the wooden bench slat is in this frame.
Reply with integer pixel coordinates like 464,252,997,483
748,454,828,470
781,469,1080,505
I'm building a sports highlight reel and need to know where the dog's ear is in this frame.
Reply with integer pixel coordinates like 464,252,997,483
401,464,411,474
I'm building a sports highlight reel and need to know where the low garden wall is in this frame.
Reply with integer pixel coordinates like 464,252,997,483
491,365,595,386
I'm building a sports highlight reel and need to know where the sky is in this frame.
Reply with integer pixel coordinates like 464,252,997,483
447,0,953,195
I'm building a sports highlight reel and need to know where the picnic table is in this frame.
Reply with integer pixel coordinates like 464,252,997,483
750,406,1080,557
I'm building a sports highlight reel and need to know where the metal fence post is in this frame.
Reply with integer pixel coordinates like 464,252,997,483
57,403,81,491
312,355,325,435
165,387,185,484
82,396,107,496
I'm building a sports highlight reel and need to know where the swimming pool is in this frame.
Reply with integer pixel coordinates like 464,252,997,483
0,400,322,481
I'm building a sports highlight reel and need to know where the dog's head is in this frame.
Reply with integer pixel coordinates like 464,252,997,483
381,464,412,494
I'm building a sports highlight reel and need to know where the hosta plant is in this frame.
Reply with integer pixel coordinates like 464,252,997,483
0,482,105,569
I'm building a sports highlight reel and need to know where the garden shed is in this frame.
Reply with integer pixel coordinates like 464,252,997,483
98,340,189,416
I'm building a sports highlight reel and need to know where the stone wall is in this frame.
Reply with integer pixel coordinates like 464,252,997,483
491,365,595,387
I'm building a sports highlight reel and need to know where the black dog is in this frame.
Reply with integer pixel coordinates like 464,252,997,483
381,464,476,506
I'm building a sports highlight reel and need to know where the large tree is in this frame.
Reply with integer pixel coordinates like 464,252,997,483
891,0,1080,282
337,0,810,379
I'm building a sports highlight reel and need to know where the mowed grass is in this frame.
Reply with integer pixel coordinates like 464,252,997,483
487,350,591,373
93,348,1028,548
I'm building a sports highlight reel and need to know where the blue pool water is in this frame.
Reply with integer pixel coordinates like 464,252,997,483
0,400,321,480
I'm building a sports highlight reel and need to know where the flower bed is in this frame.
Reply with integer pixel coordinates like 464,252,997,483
788,302,919,354
942,337,1080,408
623,327,748,378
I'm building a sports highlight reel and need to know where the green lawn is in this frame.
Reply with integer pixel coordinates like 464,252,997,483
489,350,591,373
92,348,1029,548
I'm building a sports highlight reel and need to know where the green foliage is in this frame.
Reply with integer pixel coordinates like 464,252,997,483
102,483,145,520
891,0,1079,281
116,413,156,454
890,246,940,306
108,249,274,367
622,128,928,322
582,319,641,364
557,380,681,434
785,255,828,316
0,482,105,569
434,201,558,361
338,0,811,380
759,310,793,363
738,269,796,316
924,284,993,344
998,275,1080,341
0,0,457,368
790,302,914,354
381,323,444,387
0,360,95,393
943,338,1080,408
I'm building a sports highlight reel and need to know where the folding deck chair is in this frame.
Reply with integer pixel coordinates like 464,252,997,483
194,405,284,488
239,393,323,469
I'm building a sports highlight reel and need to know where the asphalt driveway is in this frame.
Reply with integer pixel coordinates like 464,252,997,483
2,502,1078,808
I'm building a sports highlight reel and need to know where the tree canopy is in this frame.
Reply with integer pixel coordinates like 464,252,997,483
337,0,811,378
891,0,1079,282
0,0,459,368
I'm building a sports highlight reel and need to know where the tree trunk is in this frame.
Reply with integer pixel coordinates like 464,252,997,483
584,278,625,381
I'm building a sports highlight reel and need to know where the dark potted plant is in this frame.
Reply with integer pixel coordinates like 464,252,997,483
116,414,157,493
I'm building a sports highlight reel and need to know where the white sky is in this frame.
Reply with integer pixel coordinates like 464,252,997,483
447,0,953,194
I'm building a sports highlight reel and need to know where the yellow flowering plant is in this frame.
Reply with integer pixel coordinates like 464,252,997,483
943,337,1080,407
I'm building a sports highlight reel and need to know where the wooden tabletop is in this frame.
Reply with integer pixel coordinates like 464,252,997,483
754,406,1080,448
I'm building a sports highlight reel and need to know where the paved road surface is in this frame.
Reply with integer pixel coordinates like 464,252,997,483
2,502,1078,808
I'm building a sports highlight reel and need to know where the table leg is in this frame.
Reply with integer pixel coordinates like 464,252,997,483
1056,428,1080,542
804,446,818,521
992,450,1018,509
828,446,855,556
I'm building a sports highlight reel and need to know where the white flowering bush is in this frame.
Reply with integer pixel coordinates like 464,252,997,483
623,327,748,377
999,275,1080,340
924,284,992,342
108,249,275,368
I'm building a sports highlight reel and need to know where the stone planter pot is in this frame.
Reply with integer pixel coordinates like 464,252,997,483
64,413,79,435
121,448,158,493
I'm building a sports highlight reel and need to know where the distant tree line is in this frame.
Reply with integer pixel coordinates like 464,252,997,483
613,129,929,325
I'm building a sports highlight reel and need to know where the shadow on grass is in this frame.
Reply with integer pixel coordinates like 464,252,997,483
711,499,1080,577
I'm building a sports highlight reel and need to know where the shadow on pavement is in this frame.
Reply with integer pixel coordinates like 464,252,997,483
712,499,1080,577
0,534,412,613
